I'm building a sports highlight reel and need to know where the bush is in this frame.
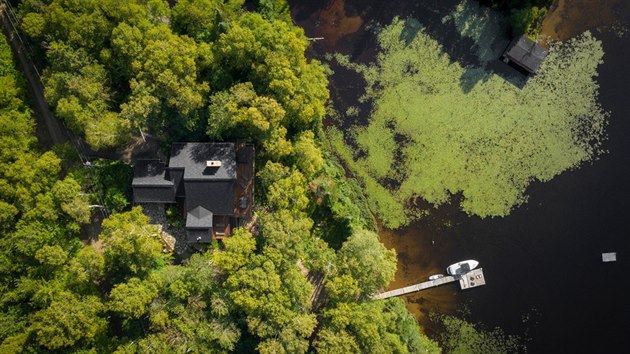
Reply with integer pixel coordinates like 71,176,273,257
105,187,128,213
510,6,547,38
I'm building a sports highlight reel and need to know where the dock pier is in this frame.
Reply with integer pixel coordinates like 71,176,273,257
375,268,486,300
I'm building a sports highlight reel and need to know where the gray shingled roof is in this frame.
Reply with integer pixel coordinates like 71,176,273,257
185,180,235,215
169,143,236,181
132,160,174,187
186,205,213,228
504,35,548,74
132,160,176,203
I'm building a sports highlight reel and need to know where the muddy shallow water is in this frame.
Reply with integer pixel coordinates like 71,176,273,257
291,0,630,352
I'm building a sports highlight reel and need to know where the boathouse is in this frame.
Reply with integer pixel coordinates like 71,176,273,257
132,142,254,244
501,35,548,75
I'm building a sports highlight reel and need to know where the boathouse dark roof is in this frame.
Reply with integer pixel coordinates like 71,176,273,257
502,35,548,74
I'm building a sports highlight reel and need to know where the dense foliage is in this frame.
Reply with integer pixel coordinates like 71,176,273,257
17,0,327,149
1,1,441,353
329,10,607,228
481,0,552,38
0,32,98,352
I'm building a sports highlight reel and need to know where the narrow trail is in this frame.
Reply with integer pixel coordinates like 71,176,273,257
0,3,69,149
1,3,159,163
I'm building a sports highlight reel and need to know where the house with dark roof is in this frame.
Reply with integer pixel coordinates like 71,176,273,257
132,142,254,243
501,35,548,75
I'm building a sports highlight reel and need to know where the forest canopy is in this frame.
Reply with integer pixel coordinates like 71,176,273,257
1,1,442,353
17,0,328,149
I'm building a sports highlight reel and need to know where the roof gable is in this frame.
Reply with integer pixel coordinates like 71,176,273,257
186,205,213,228
504,35,548,74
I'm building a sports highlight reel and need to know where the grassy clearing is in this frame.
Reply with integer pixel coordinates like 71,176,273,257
330,1,607,228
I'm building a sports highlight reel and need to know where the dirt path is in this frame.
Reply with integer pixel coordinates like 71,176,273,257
1,4,69,149
1,4,162,164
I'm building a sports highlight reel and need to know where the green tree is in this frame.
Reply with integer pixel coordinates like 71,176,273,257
320,299,440,354
172,0,244,42
66,246,105,285
105,187,130,213
215,229,316,353
43,41,126,149
121,26,210,135
207,81,285,140
3,151,61,211
213,227,256,273
31,292,106,350
52,176,91,224
265,169,310,212
213,12,328,130
291,130,324,178
337,230,397,298
324,274,361,304
256,0,292,23
109,277,158,319
259,209,313,267
99,207,167,281
314,328,360,354
141,253,241,352
510,6,547,38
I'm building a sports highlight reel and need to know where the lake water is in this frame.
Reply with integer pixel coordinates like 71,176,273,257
290,0,630,352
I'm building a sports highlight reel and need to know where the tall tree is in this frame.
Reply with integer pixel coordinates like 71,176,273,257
30,292,106,350
172,0,244,42
207,81,285,141
213,12,328,131
120,25,210,136
99,207,167,282
336,230,397,298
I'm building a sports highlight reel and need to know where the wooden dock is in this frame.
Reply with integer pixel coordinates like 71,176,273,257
375,268,486,300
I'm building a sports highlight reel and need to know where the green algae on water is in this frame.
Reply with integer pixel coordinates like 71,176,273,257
329,4,607,229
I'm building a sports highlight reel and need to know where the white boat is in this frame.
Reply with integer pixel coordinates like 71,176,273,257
446,260,479,275
428,274,445,281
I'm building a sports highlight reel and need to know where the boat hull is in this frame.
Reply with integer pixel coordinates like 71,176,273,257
446,260,479,275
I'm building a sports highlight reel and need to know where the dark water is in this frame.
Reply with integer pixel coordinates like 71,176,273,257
290,0,630,352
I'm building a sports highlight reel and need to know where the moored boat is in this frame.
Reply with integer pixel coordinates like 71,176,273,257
446,260,479,275
428,274,445,280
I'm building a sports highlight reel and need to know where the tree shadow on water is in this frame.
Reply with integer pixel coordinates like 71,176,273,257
400,18,423,46
459,60,527,93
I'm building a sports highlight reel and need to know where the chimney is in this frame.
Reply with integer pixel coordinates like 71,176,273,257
206,160,222,167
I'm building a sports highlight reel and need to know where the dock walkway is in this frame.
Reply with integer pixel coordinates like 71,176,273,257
375,268,486,300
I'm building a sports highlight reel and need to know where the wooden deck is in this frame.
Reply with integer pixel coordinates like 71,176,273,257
233,143,254,219
375,268,486,300
458,268,486,289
